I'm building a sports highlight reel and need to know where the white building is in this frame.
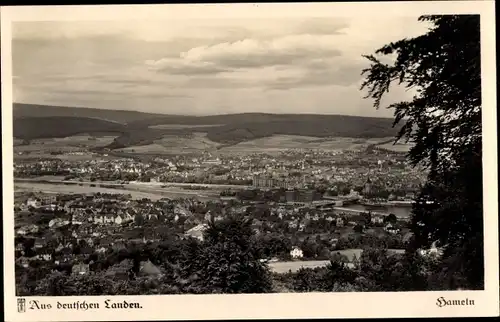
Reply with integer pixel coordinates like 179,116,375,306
419,241,444,258
185,224,208,241
384,223,400,234
371,216,384,225
26,198,41,209
290,247,304,259
112,215,122,225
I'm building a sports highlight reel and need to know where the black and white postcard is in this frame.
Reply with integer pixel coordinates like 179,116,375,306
2,1,498,320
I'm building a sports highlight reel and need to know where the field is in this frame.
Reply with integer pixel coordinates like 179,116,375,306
14,131,404,157
218,135,392,154
114,134,394,155
269,248,405,273
14,135,117,152
376,141,413,152
117,132,221,155
14,153,109,162
12,134,119,160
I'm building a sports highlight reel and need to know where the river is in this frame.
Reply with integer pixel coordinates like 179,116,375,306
14,180,414,217
14,182,217,201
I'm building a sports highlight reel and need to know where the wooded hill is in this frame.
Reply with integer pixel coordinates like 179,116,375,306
13,103,399,148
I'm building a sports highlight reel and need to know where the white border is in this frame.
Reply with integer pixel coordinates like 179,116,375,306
2,2,498,320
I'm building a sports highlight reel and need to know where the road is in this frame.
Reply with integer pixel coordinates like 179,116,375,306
269,260,331,273
269,260,355,273
268,249,405,273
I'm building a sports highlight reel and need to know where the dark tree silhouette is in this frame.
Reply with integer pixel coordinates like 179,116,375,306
353,224,364,233
134,213,145,226
194,216,273,294
361,15,483,289
383,214,398,225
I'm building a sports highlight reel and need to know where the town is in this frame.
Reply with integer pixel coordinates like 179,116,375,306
14,142,436,295
15,146,424,197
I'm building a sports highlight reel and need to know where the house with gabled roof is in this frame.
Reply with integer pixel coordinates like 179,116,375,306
105,259,132,280
185,223,207,241
16,257,29,268
290,247,304,259
16,224,39,236
139,260,163,277
33,238,45,249
114,214,123,225
104,214,115,224
15,243,24,252
384,223,400,234
124,211,136,223
93,215,104,224
26,198,41,209
96,246,107,254
371,215,384,225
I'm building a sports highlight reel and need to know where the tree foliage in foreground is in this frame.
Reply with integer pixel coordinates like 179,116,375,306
193,216,273,293
361,15,483,289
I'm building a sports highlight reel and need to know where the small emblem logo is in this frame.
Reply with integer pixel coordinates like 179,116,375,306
17,298,26,313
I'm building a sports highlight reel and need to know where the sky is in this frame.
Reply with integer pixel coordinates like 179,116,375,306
12,16,430,117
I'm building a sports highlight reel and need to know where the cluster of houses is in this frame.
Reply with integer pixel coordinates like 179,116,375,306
16,191,404,241
269,204,401,235
16,194,199,226
15,143,425,201
70,259,163,278
14,158,150,177
14,189,410,280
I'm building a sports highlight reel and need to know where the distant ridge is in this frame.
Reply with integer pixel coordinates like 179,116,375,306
14,103,394,122
13,116,127,140
13,102,400,148
14,103,165,124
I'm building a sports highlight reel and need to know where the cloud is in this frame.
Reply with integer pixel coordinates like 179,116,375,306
13,18,349,41
181,76,253,89
145,34,344,78
182,35,342,68
146,58,230,75
265,61,367,90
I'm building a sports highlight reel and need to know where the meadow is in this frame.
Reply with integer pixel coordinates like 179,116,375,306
217,135,393,154
19,132,411,157
113,133,412,156
268,248,405,273
376,141,414,152
14,135,117,152
117,132,221,155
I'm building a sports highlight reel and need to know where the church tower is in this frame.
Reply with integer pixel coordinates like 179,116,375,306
363,178,372,195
